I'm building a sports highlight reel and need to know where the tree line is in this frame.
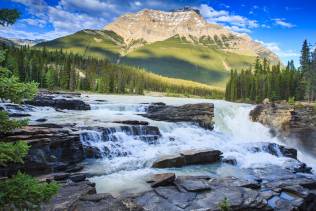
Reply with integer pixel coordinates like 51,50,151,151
1,45,223,99
0,9,59,209
225,40,316,103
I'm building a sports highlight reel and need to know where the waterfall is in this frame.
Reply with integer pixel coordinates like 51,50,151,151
80,125,161,159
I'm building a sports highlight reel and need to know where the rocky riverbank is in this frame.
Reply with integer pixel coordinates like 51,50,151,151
250,102,316,157
40,164,316,211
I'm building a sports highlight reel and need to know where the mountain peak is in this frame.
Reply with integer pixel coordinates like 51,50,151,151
105,8,228,43
169,6,201,15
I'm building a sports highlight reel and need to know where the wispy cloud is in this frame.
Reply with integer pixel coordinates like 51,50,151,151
199,4,259,33
273,18,295,28
256,40,299,57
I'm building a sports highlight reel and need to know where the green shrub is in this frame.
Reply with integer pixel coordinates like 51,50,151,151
0,111,28,133
0,141,30,166
0,172,59,209
288,97,295,106
219,197,230,211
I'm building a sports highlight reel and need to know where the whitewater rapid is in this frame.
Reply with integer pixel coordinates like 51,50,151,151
26,94,316,195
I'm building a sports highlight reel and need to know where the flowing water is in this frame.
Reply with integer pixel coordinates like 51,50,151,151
17,94,316,195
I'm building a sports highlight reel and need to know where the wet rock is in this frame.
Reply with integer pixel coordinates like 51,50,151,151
175,177,211,192
69,173,86,182
188,186,268,210
135,186,196,210
65,164,84,173
249,142,297,159
293,163,312,174
9,113,31,117
80,193,112,202
149,173,176,188
25,92,90,110
0,124,84,177
53,173,70,181
36,118,47,122
41,181,96,211
142,103,214,130
209,176,261,190
154,186,197,209
152,149,222,168
84,146,103,159
113,120,149,125
222,156,237,165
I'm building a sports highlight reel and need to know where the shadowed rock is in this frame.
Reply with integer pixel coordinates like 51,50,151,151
25,92,90,110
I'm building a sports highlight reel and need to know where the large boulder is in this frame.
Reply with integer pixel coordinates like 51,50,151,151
152,149,222,168
141,103,214,130
249,142,297,159
25,92,90,110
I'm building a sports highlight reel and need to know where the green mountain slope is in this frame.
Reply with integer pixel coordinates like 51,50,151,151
36,30,123,62
36,30,256,88
121,35,255,87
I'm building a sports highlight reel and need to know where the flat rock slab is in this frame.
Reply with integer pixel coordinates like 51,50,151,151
142,103,214,130
175,177,211,192
150,173,176,188
41,181,96,211
152,149,222,168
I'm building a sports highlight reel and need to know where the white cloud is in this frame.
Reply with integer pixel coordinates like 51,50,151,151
225,26,251,33
199,4,259,33
59,0,117,16
273,18,295,28
256,40,299,57
47,6,106,32
0,25,68,40
134,1,142,6
20,18,47,28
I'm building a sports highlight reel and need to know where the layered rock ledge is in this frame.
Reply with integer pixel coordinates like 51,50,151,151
141,103,214,130
24,91,90,110
250,102,316,157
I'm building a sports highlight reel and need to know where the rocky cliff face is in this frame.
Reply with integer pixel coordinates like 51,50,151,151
105,9,279,63
250,103,316,157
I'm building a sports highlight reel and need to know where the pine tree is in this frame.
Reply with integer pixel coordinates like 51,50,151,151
311,46,316,101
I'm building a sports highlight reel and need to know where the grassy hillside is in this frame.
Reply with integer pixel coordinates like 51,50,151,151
122,35,255,88
36,31,256,89
36,30,123,62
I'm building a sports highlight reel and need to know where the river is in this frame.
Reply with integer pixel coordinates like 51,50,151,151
26,94,316,195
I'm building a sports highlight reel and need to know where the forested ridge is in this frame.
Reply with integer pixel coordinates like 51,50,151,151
0,45,224,98
225,40,316,103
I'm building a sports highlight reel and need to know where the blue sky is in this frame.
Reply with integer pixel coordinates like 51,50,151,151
1,0,315,65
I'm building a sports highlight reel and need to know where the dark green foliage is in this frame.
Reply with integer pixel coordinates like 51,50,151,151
0,141,29,166
1,45,223,99
0,50,38,103
0,111,28,133
219,197,230,211
225,58,304,103
0,9,20,26
0,172,59,209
